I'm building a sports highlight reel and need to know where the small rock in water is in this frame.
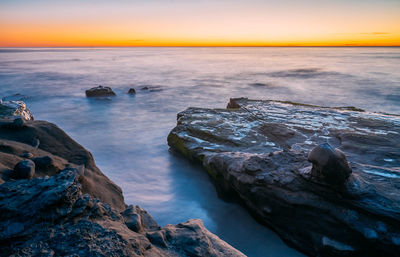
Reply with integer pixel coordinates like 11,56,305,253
85,85,116,97
128,88,136,94
13,160,35,179
227,98,241,109
308,143,352,184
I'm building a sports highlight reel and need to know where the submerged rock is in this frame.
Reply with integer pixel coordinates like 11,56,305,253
0,169,245,257
13,159,35,179
168,98,400,256
85,85,116,97
0,100,33,120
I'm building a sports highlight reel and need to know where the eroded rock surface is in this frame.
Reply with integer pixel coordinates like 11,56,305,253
168,98,400,256
0,169,245,257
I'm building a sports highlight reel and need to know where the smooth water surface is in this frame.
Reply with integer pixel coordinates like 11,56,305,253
1,47,399,256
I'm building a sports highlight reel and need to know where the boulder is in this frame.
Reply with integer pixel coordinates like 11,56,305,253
122,205,159,233
168,98,400,257
85,85,116,97
308,143,352,184
128,88,136,94
13,159,35,179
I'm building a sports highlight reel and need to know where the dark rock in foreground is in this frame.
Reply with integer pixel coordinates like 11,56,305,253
85,85,116,97
168,98,400,257
0,169,245,257
0,103,244,256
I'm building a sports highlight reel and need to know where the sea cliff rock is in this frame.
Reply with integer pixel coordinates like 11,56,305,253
85,85,116,97
0,169,245,257
168,98,400,256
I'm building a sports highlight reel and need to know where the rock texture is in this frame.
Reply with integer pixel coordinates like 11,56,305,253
85,85,116,97
0,100,33,120
168,98,400,256
0,169,245,257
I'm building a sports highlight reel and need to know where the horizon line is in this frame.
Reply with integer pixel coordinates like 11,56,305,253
1,45,400,48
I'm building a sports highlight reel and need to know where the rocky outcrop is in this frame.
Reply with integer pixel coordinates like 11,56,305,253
0,117,125,210
0,169,245,257
168,98,400,256
0,102,244,256
85,85,116,97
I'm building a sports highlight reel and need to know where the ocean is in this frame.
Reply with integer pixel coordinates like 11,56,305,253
1,47,399,256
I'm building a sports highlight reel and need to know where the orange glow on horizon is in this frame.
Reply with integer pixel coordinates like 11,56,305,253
1,1,399,47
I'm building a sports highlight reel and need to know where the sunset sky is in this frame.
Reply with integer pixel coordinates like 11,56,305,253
0,0,399,47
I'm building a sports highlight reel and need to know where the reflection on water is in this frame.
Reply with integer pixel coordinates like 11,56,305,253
1,47,399,256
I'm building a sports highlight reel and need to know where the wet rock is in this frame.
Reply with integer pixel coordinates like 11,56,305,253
13,159,35,179
85,85,116,97
128,88,136,94
0,169,245,257
168,98,400,257
308,143,352,184
0,100,33,120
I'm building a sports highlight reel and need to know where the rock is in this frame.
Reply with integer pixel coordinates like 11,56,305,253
12,117,25,128
122,205,159,233
0,118,125,211
85,85,116,97
20,152,34,159
168,98,400,257
13,159,35,179
0,169,245,257
227,98,241,109
128,88,136,94
308,143,352,184
0,100,33,120
32,155,53,168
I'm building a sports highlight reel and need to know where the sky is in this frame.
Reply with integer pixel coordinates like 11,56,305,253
0,0,399,47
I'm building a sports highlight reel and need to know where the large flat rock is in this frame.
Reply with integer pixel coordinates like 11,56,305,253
168,98,400,256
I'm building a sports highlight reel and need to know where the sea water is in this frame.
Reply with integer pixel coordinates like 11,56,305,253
1,47,399,256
